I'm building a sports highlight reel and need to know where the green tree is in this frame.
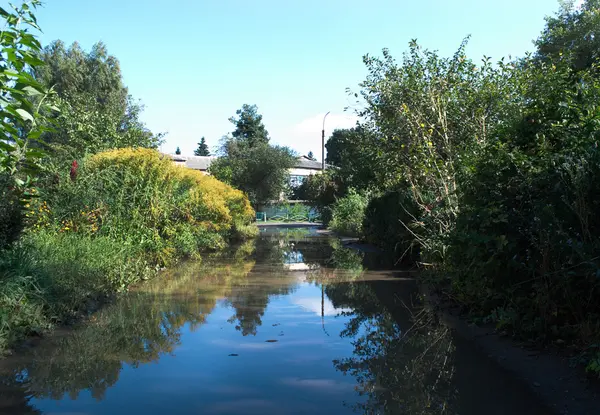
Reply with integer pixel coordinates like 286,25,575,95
325,127,379,191
210,105,295,206
175,146,181,155
33,40,160,159
194,137,210,156
535,0,600,73
209,141,296,207
229,104,269,148
307,151,316,161
0,0,54,248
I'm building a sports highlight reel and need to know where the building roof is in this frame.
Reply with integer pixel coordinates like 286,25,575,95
185,156,217,171
295,156,323,170
164,153,324,171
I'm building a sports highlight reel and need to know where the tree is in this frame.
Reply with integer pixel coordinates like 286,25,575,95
325,127,379,191
307,151,316,161
210,105,295,206
33,40,161,159
228,104,269,148
535,0,600,73
209,139,296,207
1,0,54,249
194,137,210,156
175,147,181,155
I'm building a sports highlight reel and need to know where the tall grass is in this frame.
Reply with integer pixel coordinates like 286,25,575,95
0,148,257,354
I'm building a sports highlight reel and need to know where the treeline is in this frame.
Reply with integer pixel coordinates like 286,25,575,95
0,1,255,353
300,0,600,374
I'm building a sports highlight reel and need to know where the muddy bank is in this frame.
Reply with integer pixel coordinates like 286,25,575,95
340,237,599,415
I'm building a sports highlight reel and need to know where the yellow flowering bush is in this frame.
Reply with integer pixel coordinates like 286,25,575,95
46,148,256,266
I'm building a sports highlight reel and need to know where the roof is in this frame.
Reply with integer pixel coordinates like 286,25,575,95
295,156,323,170
185,156,217,170
164,153,325,171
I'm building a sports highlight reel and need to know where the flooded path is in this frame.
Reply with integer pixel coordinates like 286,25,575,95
0,227,553,414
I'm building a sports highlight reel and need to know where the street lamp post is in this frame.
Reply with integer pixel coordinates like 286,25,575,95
322,111,330,171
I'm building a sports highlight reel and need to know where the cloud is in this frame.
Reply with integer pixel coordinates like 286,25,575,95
291,112,359,137
293,296,350,316
270,112,359,160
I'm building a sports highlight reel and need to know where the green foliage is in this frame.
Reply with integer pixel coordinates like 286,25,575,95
0,148,256,353
194,137,210,156
210,104,296,207
535,0,600,73
44,148,255,267
298,169,346,224
329,189,369,237
0,174,25,250
325,127,379,191
0,0,54,248
33,40,160,161
229,103,269,148
337,1,600,369
306,151,316,161
0,230,153,352
362,187,421,263
175,146,181,155
210,140,296,207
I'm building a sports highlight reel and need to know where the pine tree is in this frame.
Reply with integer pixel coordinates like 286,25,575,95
307,151,316,161
194,137,211,156
175,147,181,155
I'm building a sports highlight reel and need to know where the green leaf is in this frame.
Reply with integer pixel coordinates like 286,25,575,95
0,141,16,152
16,108,34,122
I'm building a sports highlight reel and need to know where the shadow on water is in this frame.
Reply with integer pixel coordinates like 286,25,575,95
0,227,552,415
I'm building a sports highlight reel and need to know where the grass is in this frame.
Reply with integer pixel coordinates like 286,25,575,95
0,148,258,354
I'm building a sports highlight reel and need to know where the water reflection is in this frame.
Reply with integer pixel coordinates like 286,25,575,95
0,230,551,415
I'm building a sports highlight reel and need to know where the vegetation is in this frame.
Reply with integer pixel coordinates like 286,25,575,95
0,148,255,352
194,137,210,156
0,3,256,354
305,0,600,374
34,40,160,161
328,189,369,237
209,104,296,207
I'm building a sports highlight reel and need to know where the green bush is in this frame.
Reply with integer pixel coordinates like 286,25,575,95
0,231,153,352
329,190,369,237
0,174,24,250
43,148,256,267
300,170,347,224
362,188,421,263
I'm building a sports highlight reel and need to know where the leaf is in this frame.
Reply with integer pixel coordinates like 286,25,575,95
0,141,16,152
15,108,34,122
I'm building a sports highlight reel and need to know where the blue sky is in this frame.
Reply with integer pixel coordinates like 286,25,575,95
22,0,564,158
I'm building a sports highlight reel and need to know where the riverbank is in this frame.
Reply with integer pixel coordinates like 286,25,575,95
0,149,257,357
335,233,600,415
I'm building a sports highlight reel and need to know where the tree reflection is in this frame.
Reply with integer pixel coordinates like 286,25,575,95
328,280,457,414
0,246,256,403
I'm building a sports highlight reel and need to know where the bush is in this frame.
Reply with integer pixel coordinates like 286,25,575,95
300,170,347,224
0,231,153,352
0,174,24,250
362,188,421,263
0,148,257,353
44,148,255,266
329,190,369,237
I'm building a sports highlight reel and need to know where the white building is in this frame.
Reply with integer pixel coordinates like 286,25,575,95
166,154,324,186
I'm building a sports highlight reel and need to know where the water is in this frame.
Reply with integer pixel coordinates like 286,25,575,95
0,227,552,414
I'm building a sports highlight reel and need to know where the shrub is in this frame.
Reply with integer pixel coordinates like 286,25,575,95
362,188,421,263
329,190,369,237
0,174,24,250
0,230,153,352
301,170,347,224
44,148,255,266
